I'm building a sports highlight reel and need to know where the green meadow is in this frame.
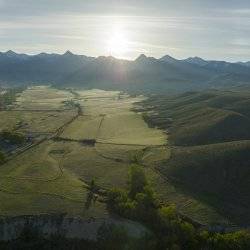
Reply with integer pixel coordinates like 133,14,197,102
0,86,240,226
0,86,170,222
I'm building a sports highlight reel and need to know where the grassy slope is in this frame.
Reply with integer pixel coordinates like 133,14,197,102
141,90,250,225
163,141,250,225
143,90,250,146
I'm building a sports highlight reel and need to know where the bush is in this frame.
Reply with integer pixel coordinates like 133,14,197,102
128,164,147,198
205,230,250,250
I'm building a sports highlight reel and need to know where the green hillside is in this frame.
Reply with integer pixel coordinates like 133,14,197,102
140,90,250,225
162,141,250,224
142,90,250,146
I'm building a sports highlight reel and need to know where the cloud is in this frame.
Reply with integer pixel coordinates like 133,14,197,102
224,8,250,15
0,1,250,61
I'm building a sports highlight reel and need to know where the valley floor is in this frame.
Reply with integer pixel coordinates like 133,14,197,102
0,86,229,228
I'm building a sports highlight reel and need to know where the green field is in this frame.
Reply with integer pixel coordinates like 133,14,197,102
0,110,77,133
0,86,235,227
15,86,74,110
60,116,102,140
0,86,170,222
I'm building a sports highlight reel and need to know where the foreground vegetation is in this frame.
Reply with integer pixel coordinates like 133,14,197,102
0,222,152,250
107,165,250,249
1,165,249,250
1,223,250,250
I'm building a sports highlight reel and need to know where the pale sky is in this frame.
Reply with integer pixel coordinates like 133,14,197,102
1,0,250,61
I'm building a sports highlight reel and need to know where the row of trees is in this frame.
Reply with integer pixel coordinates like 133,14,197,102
0,87,24,110
0,130,25,165
0,221,152,250
0,130,25,145
0,150,4,164
107,164,250,249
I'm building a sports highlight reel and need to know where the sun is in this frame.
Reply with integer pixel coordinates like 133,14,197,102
107,30,129,58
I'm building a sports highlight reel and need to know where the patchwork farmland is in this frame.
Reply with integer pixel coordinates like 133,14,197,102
0,87,163,217
0,86,227,225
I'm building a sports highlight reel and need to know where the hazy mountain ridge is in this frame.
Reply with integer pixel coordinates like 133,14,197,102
0,51,250,92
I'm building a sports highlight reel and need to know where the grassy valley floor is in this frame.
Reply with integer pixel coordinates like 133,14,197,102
0,86,232,228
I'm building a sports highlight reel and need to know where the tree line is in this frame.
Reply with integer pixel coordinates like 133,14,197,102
106,164,250,249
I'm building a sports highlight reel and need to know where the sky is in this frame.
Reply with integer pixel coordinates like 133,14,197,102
0,0,250,61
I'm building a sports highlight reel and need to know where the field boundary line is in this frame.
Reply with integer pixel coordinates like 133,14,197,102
96,141,167,147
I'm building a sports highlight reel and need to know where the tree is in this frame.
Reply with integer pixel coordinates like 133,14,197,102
0,151,5,164
128,164,147,198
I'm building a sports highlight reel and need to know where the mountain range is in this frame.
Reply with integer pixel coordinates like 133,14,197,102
0,50,250,93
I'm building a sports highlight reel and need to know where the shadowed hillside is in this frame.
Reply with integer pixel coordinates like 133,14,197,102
142,90,250,146
163,141,250,224
140,90,250,225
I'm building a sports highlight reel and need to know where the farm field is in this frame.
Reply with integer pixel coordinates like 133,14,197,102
0,86,227,226
0,87,167,219
15,86,74,110
60,116,102,140
0,110,76,134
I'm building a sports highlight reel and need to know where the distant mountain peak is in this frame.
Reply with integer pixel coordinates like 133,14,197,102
135,54,148,62
185,56,208,66
3,50,29,60
63,50,74,56
160,54,178,63
5,50,18,57
135,54,158,64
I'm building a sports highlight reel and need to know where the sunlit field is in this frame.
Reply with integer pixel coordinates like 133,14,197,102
0,86,233,226
0,87,170,219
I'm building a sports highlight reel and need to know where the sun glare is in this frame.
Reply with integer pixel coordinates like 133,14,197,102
107,29,129,58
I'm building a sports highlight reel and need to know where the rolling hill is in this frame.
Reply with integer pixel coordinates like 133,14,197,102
142,90,250,146
140,90,250,225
